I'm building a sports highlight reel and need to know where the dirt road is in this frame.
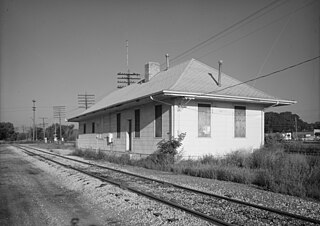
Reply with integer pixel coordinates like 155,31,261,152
0,145,119,226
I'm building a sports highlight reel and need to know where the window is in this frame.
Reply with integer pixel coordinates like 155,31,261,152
83,123,86,134
235,106,246,138
134,109,140,138
117,113,121,138
92,122,95,133
198,104,211,137
155,105,162,137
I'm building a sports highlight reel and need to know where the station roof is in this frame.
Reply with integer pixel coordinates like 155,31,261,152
68,59,296,121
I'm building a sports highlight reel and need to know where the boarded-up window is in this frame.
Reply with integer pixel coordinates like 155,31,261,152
83,123,86,134
235,106,246,138
198,104,211,137
117,113,121,138
92,122,95,133
135,109,140,138
155,105,162,137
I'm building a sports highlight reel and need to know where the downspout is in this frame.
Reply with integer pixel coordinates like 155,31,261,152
171,104,175,138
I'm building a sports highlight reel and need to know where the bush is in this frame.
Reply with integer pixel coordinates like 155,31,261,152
264,133,283,147
70,143,320,201
223,150,251,167
305,164,320,199
157,133,186,156
144,133,186,167
253,169,274,189
137,152,174,170
200,155,219,165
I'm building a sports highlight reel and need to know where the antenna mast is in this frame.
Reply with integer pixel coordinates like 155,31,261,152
117,40,140,89
126,40,129,73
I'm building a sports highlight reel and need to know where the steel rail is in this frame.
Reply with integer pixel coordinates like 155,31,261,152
17,144,320,225
16,145,233,226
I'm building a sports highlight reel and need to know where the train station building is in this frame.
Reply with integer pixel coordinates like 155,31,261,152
68,59,295,158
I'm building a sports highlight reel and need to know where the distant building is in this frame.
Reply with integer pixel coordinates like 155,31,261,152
315,129,320,140
68,59,296,158
282,132,292,140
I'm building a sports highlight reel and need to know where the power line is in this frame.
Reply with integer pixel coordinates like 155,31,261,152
195,0,317,62
152,55,319,114
209,55,320,95
117,72,141,88
78,93,95,109
164,0,284,66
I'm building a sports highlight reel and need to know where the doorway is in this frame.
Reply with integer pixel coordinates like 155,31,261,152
126,120,132,151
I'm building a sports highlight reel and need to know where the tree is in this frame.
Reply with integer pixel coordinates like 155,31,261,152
0,122,16,141
17,132,27,141
265,112,316,133
45,123,78,141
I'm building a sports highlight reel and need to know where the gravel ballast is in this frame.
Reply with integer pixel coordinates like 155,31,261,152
21,145,320,225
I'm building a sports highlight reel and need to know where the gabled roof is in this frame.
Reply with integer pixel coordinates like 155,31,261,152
68,59,295,121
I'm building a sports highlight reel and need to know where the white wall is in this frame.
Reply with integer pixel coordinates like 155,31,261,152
76,102,171,156
174,100,264,158
77,99,265,158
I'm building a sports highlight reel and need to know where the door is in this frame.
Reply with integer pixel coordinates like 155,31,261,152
126,120,132,151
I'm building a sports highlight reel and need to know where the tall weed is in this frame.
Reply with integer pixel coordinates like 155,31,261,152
71,143,320,200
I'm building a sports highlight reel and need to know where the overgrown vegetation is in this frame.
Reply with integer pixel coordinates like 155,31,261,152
34,142,76,150
71,134,320,200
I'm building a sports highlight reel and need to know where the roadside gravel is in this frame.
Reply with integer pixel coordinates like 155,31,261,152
15,146,211,225
31,146,320,225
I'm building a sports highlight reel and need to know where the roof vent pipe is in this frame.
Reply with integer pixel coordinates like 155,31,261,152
218,60,223,87
165,54,170,70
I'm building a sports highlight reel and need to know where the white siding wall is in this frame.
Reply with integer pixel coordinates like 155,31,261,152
76,102,171,155
174,100,264,158
76,99,264,158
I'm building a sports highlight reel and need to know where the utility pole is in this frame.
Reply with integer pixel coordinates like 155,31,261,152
295,116,298,140
117,40,140,88
39,117,48,142
21,125,27,140
32,100,36,141
78,93,95,109
53,106,66,143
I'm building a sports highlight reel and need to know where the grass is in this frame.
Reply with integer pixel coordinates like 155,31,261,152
32,142,76,150
70,142,320,201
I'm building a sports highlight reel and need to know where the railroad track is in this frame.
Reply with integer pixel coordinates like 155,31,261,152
14,144,320,226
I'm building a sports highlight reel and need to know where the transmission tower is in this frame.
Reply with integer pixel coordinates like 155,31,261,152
117,40,140,89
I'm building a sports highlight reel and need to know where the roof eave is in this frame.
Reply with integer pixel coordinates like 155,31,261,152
67,91,165,122
162,90,296,106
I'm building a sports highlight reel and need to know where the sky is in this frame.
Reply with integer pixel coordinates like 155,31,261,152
0,0,319,130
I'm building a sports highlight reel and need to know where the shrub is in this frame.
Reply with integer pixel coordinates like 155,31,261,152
223,150,251,167
215,166,253,184
248,146,285,169
70,144,320,201
253,169,274,189
145,133,186,166
71,148,84,156
264,133,283,147
157,133,186,156
200,154,220,165
305,164,320,199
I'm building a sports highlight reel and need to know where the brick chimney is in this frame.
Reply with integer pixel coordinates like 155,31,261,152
145,62,160,82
